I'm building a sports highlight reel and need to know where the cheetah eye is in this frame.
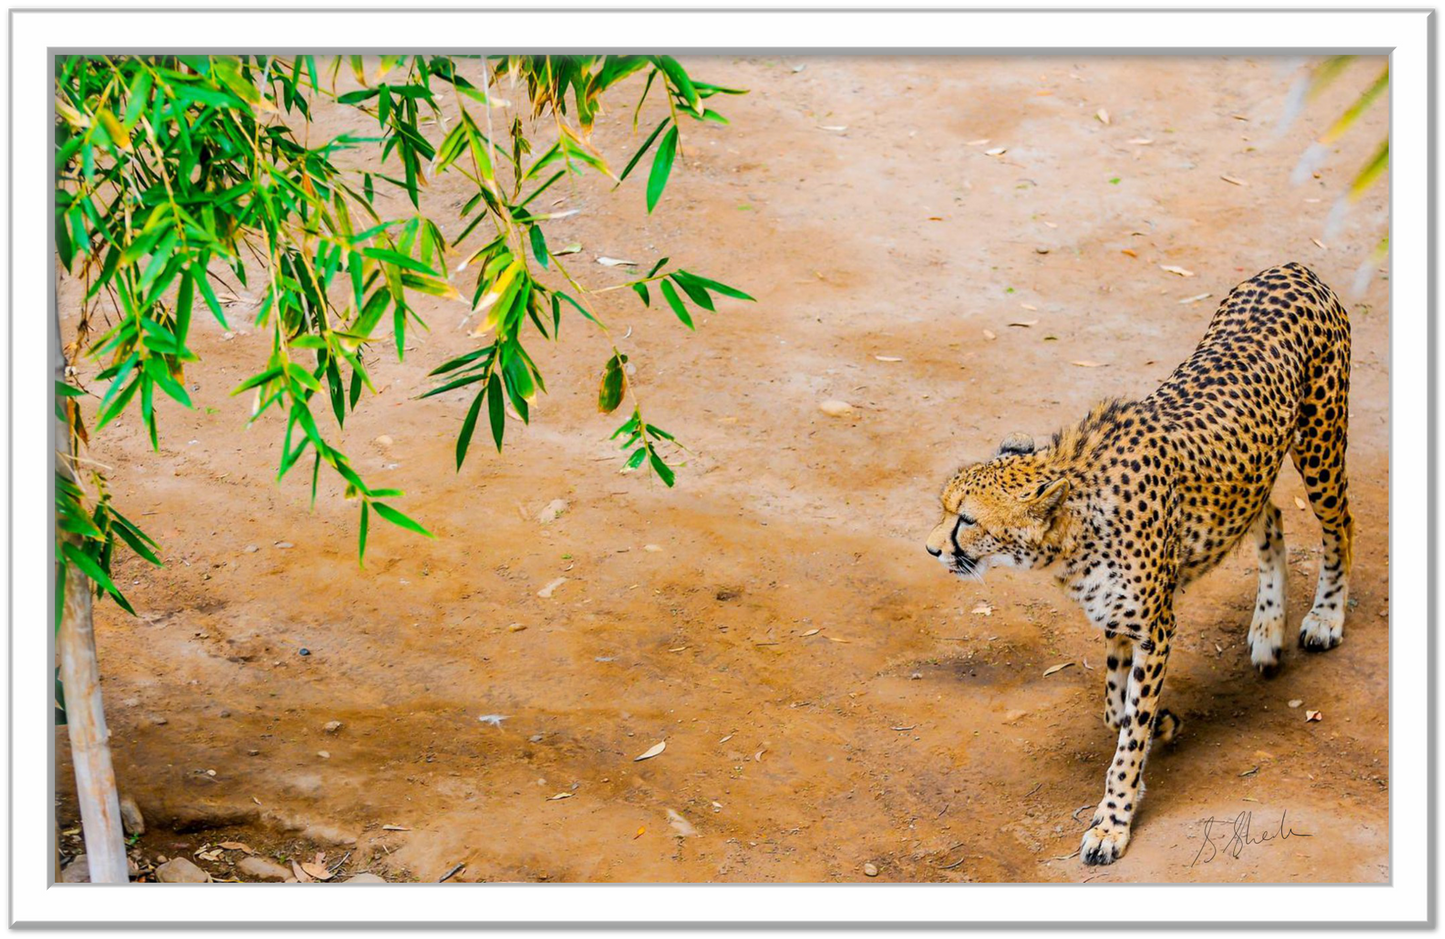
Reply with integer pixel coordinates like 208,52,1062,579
957,513,977,527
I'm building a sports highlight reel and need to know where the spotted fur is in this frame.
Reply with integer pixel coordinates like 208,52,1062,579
926,263,1353,866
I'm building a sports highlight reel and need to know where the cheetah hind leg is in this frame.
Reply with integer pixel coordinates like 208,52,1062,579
1248,502,1287,677
1291,416,1354,653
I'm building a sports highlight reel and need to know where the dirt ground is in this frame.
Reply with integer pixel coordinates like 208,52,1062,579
57,56,1391,885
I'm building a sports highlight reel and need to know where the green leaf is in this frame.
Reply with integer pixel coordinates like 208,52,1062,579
456,389,484,469
648,451,677,487
371,501,435,538
487,371,505,451
618,119,669,183
528,225,550,269
660,278,694,329
598,354,628,413
646,126,679,214
674,270,755,301
358,501,370,564
670,273,714,312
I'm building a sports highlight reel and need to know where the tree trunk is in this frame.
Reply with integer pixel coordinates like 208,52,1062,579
54,309,128,883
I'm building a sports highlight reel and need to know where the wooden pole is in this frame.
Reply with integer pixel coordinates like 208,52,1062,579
54,308,128,883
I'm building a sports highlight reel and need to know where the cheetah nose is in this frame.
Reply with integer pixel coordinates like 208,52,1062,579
926,545,942,557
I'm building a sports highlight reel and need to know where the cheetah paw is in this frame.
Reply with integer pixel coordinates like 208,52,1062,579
1299,609,1344,652
1080,821,1131,866
1248,624,1284,677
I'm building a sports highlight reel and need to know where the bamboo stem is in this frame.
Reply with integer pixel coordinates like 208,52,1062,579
54,306,128,884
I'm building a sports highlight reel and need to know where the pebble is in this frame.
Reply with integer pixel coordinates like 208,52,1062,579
536,499,569,524
237,856,292,882
819,399,856,417
275,542,294,549
60,854,90,883
317,750,331,760
323,720,343,734
156,857,211,883
342,872,388,884
299,648,311,656
219,710,231,719
374,434,394,449
244,544,259,553
507,623,527,633
863,863,879,877
118,794,145,836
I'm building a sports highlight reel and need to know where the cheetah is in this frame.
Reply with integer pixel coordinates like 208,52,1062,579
925,262,1353,866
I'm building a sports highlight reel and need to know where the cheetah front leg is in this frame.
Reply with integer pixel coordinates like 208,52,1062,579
1082,609,1175,866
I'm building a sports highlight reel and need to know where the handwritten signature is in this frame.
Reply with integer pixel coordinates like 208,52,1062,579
1189,810,1311,866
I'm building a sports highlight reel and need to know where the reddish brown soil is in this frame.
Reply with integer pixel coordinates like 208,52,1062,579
58,55,1390,884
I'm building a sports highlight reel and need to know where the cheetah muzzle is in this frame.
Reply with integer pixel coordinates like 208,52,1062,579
926,263,1354,866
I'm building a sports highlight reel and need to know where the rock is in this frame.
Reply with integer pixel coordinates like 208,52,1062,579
298,648,311,656
155,857,211,883
118,794,145,836
341,872,387,884
323,720,343,734
536,499,569,524
218,710,231,719
60,855,89,883
237,856,291,882
819,399,856,417
863,862,879,877
244,544,259,553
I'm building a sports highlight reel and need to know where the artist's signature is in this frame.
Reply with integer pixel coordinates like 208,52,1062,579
1189,810,1311,866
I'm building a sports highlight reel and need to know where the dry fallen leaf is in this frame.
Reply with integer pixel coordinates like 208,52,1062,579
1288,699,1304,709
718,733,734,743
1128,137,1154,145
1312,238,1327,250
1121,248,1138,258
382,825,411,832
1294,497,1309,511
1305,710,1323,723
1043,662,1075,678
537,577,568,599
1160,265,1196,277
596,256,639,267
299,853,334,881
634,740,667,762
824,635,851,643
1020,303,1038,311
548,792,574,801
553,243,582,256
874,355,903,362
218,841,254,854
984,147,1007,156
800,628,822,637
633,827,646,840
966,138,991,146
1179,293,1212,304
291,860,314,883
1220,174,1248,187
1008,320,1038,328
1096,108,1110,125
1071,360,1107,368
1042,220,1058,229
971,603,994,616
1239,766,1260,778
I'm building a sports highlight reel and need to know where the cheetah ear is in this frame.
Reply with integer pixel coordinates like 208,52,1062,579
997,432,1035,457
1022,478,1070,517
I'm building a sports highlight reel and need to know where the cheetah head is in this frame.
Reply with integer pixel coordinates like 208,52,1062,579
926,433,1071,578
